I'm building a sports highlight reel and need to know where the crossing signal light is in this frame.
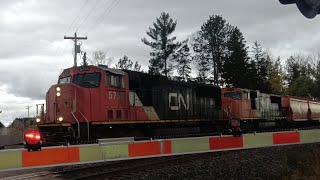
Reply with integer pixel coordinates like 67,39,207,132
279,0,320,19
24,129,42,151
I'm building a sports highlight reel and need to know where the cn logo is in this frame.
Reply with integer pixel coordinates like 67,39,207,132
169,93,189,111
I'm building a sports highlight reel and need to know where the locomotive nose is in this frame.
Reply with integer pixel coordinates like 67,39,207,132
45,84,75,124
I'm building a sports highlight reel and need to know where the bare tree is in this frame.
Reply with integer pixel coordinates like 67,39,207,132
89,50,113,67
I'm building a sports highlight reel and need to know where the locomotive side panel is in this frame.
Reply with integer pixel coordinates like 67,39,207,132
124,70,221,121
152,86,194,120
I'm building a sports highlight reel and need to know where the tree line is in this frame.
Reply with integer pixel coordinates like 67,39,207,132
84,12,320,99
141,12,320,99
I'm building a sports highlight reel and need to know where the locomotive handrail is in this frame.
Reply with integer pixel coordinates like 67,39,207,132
76,107,90,142
71,112,81,139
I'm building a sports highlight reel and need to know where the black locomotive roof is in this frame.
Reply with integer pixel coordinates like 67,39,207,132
123,70,222,108
98,64,126,75
122,70,220,90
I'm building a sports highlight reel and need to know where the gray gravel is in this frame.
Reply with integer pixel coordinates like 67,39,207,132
129,143,320,180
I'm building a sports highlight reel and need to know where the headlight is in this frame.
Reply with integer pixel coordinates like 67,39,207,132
58,117,63,122
36,118,41,123
56,92,61,97
56,87,61,92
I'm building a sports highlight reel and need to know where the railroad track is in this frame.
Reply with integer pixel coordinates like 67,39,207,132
1,153,212,180
2,125,320,151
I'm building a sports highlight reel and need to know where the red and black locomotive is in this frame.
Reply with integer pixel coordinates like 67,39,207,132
37,65,221,141
36,65,320,142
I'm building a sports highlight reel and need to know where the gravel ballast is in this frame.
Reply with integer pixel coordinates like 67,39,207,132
133,143,320,180
1,143,319,179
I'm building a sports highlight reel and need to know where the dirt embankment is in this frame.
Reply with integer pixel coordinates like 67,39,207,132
282,144,320,180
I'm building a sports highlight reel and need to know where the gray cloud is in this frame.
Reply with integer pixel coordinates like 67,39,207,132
0,0,320,125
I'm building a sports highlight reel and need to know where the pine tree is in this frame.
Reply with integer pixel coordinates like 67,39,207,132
82,52,88,66
247,59,259,89
116,55,133,70
116,55,142,72
313,59,320,98
193,15,232,85
172,41,192,81
133,61,142,72
222,27,250,88
268,57,285,95
142,12,179,76
285,56,302,85
250,41,271,92
288,76,315,97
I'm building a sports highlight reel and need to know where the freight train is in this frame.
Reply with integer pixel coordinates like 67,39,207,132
36,65,320,142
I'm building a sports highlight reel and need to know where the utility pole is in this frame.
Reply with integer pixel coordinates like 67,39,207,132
25,105,32,129
64,32,87,67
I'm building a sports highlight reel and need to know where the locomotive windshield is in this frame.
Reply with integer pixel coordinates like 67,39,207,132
224,92,241,100
58,76,71,84
73,73,101,88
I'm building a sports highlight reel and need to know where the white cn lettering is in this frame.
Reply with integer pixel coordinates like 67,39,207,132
169,93,189,111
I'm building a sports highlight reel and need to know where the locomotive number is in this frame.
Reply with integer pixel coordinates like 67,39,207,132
109,91,124,100
109,91,117,100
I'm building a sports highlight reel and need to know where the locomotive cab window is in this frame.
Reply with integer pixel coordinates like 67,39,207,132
106,73,126,89
73,73,101,88
58,76,71,84
243,91,249,100
224,92,241,100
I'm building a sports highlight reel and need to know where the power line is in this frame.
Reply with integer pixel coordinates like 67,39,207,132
51,0,89,65
64,0,89,34
75,0,106,32
85,0,120,36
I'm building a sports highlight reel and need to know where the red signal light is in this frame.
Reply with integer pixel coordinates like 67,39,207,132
24,129,41,145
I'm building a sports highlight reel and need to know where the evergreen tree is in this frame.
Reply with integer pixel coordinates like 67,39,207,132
148,58,162,75
115,55,142,72
142,12,179,76
222,27,250,88
81,52,88,66
133,61,142,72
268,57,285,95
285,55,318,97
193,49,210,82
251,41,271,91
285,56,302,85
193,15,232,85
116,55,133,70
0,121,4,128
313,59,320,99
247,59,259,89
172,41,192,81
288,76,315,97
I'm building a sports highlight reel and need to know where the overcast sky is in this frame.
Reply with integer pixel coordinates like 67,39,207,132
0,0,319,126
